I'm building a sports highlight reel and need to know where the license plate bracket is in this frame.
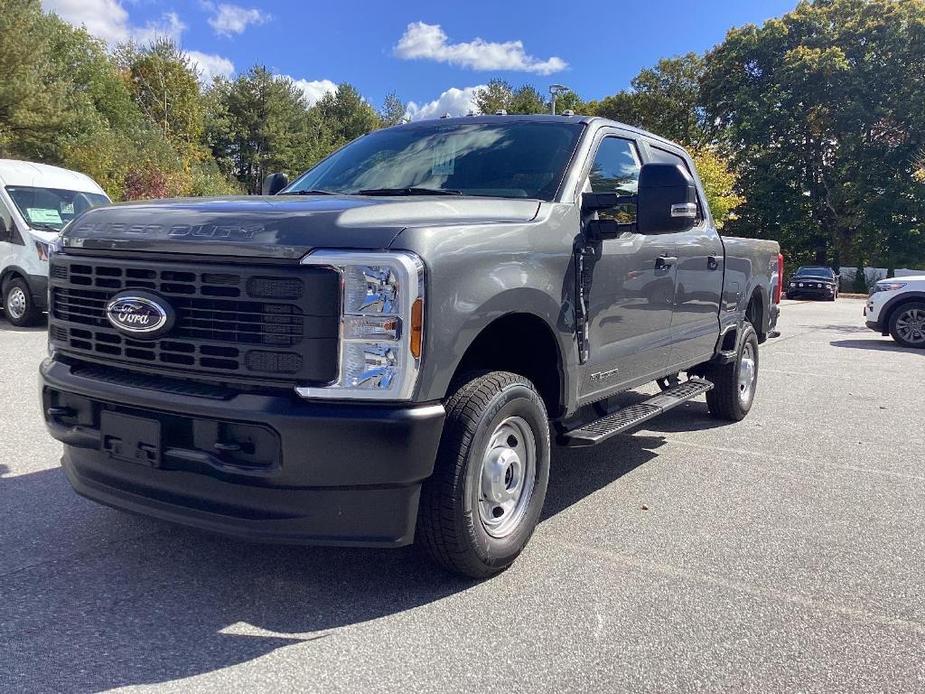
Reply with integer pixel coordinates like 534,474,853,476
101,411,161,466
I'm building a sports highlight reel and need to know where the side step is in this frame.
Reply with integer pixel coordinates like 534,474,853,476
561,378,714,447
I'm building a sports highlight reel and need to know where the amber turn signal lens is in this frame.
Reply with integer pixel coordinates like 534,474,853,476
410,297,423,359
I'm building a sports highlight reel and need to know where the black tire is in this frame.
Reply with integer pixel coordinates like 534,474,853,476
417,371,550,578
3,277,40,327
705,323,759,422
888,301,925,349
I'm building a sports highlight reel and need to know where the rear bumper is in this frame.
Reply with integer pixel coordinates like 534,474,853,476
41,358,445,547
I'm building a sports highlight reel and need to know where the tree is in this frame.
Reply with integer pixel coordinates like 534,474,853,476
206,67,331,193
0,0,70,158
475,79,514,115
119,40,205,155
314,84,380,144
508,85,547,114
691,148,743,228
593,53,708,145
380,93,406,127
701,0,925,269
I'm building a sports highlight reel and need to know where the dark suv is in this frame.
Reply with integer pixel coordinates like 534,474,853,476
787,266,839,300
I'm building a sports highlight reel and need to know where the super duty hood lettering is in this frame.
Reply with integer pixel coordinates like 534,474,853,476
63,196,541,258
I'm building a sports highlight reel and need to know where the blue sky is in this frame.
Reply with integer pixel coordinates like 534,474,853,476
43,0,796,118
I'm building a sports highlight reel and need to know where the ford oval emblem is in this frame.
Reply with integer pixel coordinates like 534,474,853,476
105,291,174,337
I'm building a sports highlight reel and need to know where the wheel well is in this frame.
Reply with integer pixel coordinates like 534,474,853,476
451,313,563,417
0,269,25,298
746,290,766,341
884,296,925,330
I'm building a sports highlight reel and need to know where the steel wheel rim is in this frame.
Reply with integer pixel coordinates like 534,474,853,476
896,309,925,344
478,416,536,539
737,342,756,406
7,287,26,319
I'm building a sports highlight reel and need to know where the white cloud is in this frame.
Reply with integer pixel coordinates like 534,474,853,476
204,2,270,37
287,78,338,107
42,0,186,45
394,22,567,75
404,85,487,121
185,51,235,84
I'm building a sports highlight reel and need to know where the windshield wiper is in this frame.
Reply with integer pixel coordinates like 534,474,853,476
285,189,336,195
355,187,462,196
29,222,60,232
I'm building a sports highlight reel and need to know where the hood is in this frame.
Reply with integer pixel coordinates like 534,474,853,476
61,195,541,259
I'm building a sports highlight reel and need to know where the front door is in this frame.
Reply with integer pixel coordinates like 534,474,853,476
579,135,676,402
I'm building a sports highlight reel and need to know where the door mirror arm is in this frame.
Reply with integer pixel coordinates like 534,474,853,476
581,193,637,241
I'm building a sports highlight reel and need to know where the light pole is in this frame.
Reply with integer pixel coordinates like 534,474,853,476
549,84,569,115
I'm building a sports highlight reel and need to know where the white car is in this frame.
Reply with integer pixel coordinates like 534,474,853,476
865,275,925,348
0,160,110,325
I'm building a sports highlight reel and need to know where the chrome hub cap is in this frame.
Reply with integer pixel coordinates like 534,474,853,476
896,309,925,344
737,342,756,406
478,416,536,538
7,287,26,320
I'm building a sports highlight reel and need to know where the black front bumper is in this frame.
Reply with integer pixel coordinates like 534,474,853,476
41,358,445,547
787,285,835,299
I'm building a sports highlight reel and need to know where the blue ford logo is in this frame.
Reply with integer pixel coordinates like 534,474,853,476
105,292,174,337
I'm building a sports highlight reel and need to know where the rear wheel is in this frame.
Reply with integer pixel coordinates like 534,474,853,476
889,301,925,349
417,371,550,578
3,278,40,327
705,323,759,421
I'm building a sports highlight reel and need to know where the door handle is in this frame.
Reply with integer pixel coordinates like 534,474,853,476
655,255,678,269
708,255,720,271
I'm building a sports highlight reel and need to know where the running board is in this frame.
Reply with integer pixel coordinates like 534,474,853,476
561,378,714,447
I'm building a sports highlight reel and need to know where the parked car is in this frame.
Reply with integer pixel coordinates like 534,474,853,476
786,266,839,300
865,275,925,348
0,160,110,325
41,115,781,578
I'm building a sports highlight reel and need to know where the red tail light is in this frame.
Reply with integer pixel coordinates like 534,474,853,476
774,253,784,304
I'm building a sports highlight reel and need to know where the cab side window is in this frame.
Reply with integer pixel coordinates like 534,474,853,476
649,146,705,224
588,137,641,223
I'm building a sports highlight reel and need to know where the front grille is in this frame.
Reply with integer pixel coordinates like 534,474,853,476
49,255,339,385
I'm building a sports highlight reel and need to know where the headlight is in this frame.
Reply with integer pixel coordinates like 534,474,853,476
296,250,424,400
35,240,51,262
872,282,907,293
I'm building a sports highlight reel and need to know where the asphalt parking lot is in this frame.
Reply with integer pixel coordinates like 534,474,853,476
1,298,923,693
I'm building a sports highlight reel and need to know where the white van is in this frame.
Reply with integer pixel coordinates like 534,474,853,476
0,160,110,325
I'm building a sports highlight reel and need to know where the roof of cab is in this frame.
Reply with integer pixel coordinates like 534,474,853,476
0,159,109,197
387,114,683,149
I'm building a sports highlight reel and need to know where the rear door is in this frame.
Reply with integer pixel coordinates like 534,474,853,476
645,144,724,367
578,133,676,402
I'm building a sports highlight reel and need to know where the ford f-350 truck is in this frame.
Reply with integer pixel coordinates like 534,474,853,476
41,115,781,577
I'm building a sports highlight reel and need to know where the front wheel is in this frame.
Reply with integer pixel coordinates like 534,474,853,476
889,301,925,349
417,371,550,578
4,278,40,327
705,323,759,421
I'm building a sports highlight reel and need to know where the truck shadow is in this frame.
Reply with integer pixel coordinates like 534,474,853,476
0,417,689,692
830,338,923,354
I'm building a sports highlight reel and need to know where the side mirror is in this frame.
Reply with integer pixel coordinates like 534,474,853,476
0,216,8,243
637,163,698,234
262,172,289,196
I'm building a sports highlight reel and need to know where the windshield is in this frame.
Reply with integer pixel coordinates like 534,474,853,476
284,121,584,200
6,186,110,232
795,266,833,277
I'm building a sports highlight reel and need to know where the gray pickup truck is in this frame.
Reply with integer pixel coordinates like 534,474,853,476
41,115,781,577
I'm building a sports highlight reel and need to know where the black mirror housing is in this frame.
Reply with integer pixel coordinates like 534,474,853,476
262,172,289,196
637,163,698,234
